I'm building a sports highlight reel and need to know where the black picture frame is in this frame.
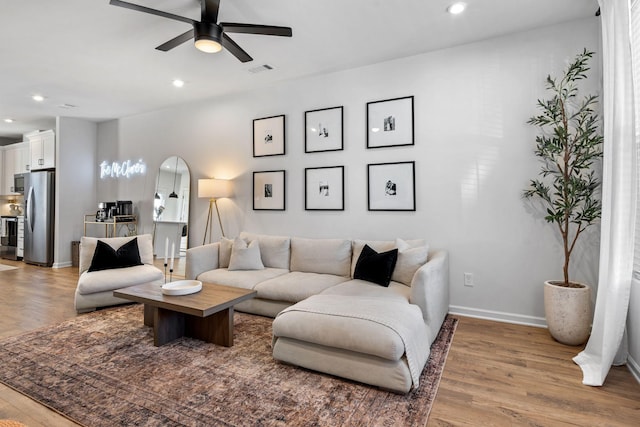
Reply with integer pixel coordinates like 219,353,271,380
304,166,345,211
253,170,286,210
366,96,414,149
304,106,344,153
253,115,286,157
367,161,416,211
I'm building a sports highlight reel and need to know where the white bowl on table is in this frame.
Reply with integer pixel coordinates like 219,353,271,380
161,280,202,296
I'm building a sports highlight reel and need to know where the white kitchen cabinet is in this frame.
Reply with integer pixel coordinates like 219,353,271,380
29,130,55,170
2,147,16,194
1,142,30,195
15,142,30,173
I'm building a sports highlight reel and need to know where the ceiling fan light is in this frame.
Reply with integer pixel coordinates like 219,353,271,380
195,37,222,53
194,21,223,53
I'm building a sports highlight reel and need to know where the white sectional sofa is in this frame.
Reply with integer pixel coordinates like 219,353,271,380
186,231,449,393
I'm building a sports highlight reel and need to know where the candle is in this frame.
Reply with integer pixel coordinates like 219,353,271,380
170,242,175,270
164,237,168,265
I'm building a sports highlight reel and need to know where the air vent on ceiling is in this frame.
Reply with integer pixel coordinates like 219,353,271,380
248,64,274,74
58,103,78,109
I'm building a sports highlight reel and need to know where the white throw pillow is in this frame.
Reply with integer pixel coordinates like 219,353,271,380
392,238,429,286
228,237,265,271
239,232,291,269
218,237,234,268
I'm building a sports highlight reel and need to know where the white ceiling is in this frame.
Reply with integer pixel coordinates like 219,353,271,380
0,0,598,141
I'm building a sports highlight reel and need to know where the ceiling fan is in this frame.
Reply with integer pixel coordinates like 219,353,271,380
109,0,292,63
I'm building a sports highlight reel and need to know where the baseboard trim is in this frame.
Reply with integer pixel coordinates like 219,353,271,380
52,261,72,269
628,355,640,385
449,305,547,328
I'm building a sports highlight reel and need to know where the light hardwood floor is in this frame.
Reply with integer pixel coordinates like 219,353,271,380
0,260,639,426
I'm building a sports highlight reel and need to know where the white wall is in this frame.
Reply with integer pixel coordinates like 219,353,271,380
55,117,97,267
96,17,601,324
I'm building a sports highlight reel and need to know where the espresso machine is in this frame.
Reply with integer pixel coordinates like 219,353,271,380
96,202,116,222
116,200,133,216
96,201,134,222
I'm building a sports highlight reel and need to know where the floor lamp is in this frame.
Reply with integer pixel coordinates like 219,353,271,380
198,178,232,245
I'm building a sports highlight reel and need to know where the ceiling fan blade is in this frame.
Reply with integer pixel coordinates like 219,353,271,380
156,29,194,51
109,0,195,25
220,23,292,37
221,34,252,63
202,0,220,23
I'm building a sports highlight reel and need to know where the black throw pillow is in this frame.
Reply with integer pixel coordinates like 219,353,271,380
353,244,399,287
88,238,143,272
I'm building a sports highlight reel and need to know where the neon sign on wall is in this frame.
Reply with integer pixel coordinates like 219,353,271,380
100,159,147,179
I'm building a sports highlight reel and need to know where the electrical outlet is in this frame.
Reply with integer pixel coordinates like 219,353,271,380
464,272,474,287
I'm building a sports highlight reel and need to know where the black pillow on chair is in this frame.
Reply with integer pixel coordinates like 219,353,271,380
88,238,143,272
353,244,399,287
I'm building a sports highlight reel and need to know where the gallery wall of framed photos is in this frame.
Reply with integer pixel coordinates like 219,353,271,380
252,96,416,212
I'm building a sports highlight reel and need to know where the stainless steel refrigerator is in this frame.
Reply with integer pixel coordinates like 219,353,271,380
24,171,55,266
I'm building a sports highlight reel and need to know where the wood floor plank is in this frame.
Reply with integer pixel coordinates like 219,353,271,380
0,383,78,427
0,258,639,426
430,316,640,426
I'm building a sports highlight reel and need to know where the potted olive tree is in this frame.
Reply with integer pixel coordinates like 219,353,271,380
524,49,603,346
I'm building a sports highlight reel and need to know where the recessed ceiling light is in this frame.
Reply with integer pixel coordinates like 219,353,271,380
447,2,466,14
172,79,185,88
4,118,14,123
32,94,45,102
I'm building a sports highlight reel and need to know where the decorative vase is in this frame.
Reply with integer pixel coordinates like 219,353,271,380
543,280,592,346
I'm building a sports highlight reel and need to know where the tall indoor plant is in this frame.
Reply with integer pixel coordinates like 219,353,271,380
524,49,603,345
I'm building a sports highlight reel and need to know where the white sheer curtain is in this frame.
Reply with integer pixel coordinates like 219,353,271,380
573,0,637,386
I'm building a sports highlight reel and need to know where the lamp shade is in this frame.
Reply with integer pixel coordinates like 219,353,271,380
198,178,232,199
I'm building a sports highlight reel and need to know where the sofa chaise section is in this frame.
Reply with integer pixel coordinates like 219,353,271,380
272,294,432,393
272,248,449,393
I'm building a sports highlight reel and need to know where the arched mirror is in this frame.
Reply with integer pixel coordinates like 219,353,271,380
153,156,190,261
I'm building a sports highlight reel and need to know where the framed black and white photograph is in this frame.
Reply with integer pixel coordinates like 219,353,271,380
253,170,286,210
305,166,344,210
305,106,344,153
253,115,285,157
366,96,414,149
367,161,415,211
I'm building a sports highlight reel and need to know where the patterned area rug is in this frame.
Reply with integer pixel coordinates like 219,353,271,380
0,305,457,427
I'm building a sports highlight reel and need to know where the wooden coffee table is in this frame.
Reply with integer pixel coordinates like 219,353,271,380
114,282,256,347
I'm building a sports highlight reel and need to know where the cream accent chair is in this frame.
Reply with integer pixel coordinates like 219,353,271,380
74,234,164,313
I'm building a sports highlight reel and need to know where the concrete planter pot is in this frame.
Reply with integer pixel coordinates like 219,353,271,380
543,280,592,346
